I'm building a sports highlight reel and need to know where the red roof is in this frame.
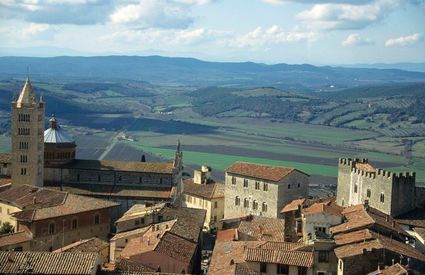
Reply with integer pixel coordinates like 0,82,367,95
226,162,305,182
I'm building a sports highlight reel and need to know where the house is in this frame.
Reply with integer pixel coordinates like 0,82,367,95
0,184,119,251
224,162,309,219
182,166,225,230
111,204,206,274
0,231,32,251
0,251,101,275
280,198,311,242
54,237,110,264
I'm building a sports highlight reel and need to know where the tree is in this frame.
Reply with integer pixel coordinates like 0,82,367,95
0,222,14,235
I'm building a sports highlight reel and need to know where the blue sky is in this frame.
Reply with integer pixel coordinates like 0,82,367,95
0,0,424,64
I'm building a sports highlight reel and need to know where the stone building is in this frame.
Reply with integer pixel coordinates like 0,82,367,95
0,184,118,252
182,166,225,230
224,162,309,219
336,158,416,217
11,78,44,187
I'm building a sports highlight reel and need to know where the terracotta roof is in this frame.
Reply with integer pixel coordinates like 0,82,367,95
244,248,314,267
256,241,307,251
334,229,375,246
54,237,109,253
355,163,376,173
0,153,11,163
369,263,409,275
154,231,197,263
47,184,172,199
159,205,206,243
59,159,174,174
226,162,305,182
0,231,32,248
238,216,285,241
334,232,425,262
115,258,157,273
303,201,343,217
208,240,264,275
216,229,238,241
281,198,308,213
183,179,224,200
0,251,100,274
330,205,407,236
0,185,119,222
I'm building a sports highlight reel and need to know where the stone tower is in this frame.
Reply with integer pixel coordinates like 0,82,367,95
11,78,45,186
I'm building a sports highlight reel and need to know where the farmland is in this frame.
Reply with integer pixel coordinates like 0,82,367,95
0,77,424,187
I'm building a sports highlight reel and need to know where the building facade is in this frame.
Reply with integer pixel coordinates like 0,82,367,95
224,162,309,219
336,158,416,217
11,78,44,187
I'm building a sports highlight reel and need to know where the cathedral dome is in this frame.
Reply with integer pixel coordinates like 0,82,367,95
44,115,75,144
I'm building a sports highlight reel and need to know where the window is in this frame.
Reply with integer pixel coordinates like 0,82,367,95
19,142,28,150
94,214,100,225
135,219,140,226
263,183,268,191
48,223,55,234
252,200,258,210
235,196,240,206
277,264,289,274
262,202,268,212
77,174,80,181
244,198,249,208
354,184,358,193
288,184,291,189
231,177,236,185
298,267,308,275
243,179,248,188
20,168,26,175
298,183,300,188
140,218,145,224
139,177,142,184
20,155,27,163
367,189,371,198
214,201,218,209
255,181,260,190
72,219,78,229
213,216,217,222
260,263,267,273
380,193,385,203
98,175,101,182
314,226,326,235
318,251,329,263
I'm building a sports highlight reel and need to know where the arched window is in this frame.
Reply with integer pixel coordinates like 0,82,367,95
262,202,268,212
235,196,240,206
252,200,258,210
244,198,249,208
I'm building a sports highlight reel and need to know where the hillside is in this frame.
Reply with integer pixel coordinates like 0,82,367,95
1,56,425,90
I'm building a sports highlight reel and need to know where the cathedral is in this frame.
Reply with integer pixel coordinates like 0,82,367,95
1,78,183,216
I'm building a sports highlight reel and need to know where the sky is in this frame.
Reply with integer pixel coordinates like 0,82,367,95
0,0,424,64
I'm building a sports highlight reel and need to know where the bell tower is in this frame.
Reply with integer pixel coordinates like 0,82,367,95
11,78,45,186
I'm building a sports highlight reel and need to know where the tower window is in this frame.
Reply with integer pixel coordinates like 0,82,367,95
235,196,240,206
244,198,249,208
252,200,258,210
367,189,371,198
262,202,268,212
380,193,385,203
354,184,358,193
20,168,27,175
20,155,28,163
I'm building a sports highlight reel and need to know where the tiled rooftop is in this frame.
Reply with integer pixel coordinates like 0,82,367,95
0,251,100,274
368,263,409,275
58,159,174,174
116,203,167,223
0,184,119,222
303,201,343,217
280,198,308,213
0,231,32,248
244,248,314,267
154,231,197,263
54,237,109,253
226,162,304,182
238,216,285,241
183,179,224,200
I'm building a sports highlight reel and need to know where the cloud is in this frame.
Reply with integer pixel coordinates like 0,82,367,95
228,25,317,49
263,0,373,4
0,0,210,27
385,33,422,47
342,33,373,46
110,0,193,29
297,0,403,30
21,23,50,37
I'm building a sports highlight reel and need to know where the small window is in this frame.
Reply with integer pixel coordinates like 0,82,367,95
94,214,100,225
262,202,268,212
72,219,78,229
98,175,101,182
244,198,249,208
260,263,267,273
252,200,258,210
263,183,268,191
298,183,300,188
277,264,289,274
367,189,371,198
214,201,218,209
243,179,248,188
231,177,236,185
235,196,240,206
48,223,55,234
354,184,358,193
135,219,140,226
77,174,80,181
318,251,329,263
255,181,260,190
380,193,385,203
288,184,291,189
298,266,308,275
140,218,145,224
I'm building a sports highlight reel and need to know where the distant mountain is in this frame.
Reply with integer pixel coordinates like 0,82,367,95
342,63,425,73
0,56,424,91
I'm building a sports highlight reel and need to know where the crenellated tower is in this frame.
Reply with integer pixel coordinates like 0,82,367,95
11,78,45,186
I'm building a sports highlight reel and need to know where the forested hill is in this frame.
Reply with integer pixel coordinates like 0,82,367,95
0,56,425,91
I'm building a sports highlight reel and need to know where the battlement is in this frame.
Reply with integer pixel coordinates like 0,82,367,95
338,158,369,167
